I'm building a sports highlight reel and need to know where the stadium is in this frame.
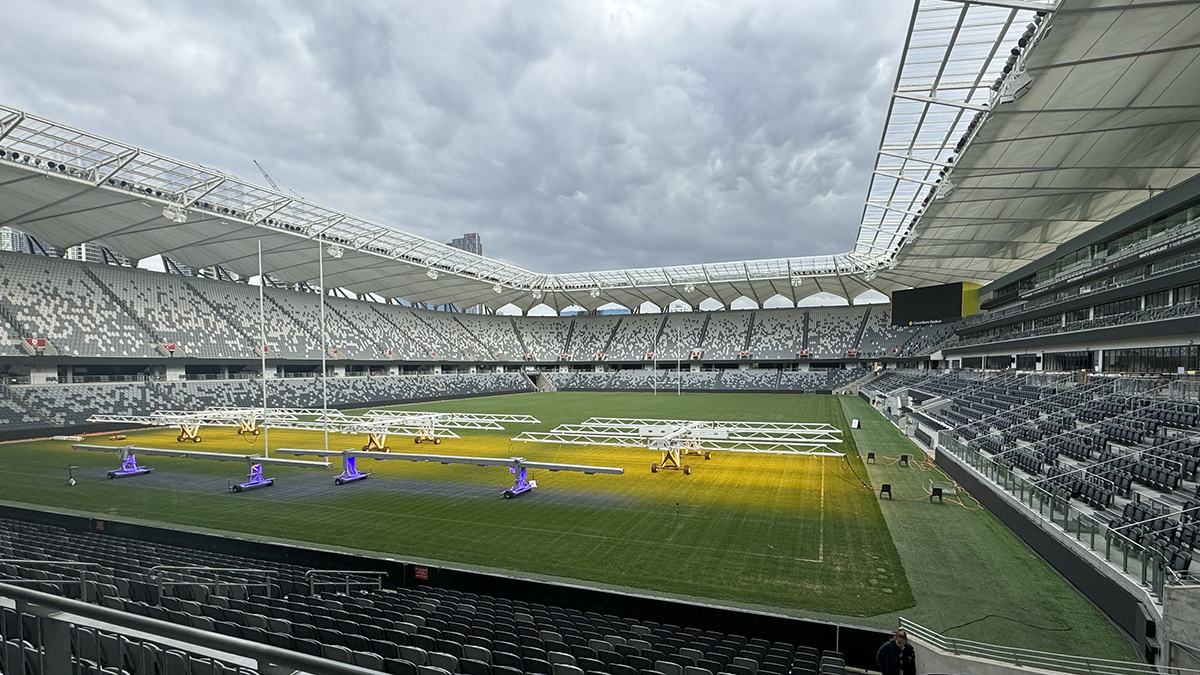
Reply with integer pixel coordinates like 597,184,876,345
1,1,1200,674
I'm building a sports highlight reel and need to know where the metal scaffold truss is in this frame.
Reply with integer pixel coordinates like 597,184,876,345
276,448,623,498
88,408,315,442
88,407,343,441
360,410,540,426
88,407,541,449
14,0,1200,308
267,410,541,450
512,417,844,475
515,417,844,453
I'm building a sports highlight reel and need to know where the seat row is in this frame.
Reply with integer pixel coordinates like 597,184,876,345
1,517,851,675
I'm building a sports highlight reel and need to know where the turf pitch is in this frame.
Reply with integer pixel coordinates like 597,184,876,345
0,391,1135,660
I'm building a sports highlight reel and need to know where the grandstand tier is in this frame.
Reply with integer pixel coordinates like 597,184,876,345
0,507,879,675
0,250,956,374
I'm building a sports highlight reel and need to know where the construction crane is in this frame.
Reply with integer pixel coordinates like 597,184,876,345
253,160,301,198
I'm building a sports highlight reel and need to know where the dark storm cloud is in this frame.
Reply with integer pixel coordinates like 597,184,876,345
0,1,910,274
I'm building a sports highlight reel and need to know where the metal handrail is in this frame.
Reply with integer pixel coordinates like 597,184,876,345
968,219,1200,325
0,581,380,675
939,430,1172,599
1164,569,1200,586
900,618,1200,675
305,569,387,595
148,566,280,576
0,559,103,601
0,579,86,588
148,565,280,601
0,559,102,568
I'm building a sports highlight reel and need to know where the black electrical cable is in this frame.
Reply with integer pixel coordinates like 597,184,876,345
841,454,872,489
941,614,1072,634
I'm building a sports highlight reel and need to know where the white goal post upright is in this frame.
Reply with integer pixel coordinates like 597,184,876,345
258,240,269,458
319,239,329,454
653,331,658,396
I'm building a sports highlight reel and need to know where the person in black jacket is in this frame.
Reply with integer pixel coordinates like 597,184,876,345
876,628,916,675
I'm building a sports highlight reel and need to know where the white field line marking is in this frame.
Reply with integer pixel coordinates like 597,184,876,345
818,455,826,563
779,458,825,565
20,470,826,564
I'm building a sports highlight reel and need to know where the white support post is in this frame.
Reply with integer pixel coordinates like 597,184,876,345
18,601,72,675
319,240,329,453
258,241,269,458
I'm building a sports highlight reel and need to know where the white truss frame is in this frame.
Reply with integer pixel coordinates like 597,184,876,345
513,417,844,455
0,0,1055,307
268,410,541,445
861,0,1056,266
90,407,540,438
262,418,461,440
583,417,842,432
356,410,541,427
91,407,327,427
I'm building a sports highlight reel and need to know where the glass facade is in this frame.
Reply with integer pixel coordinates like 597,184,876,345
1094,297,1140,317
1178,282,1200,304
1144,289,1171,308
1043,351,1094,371
965,277,1200,344
985,355,1011,369
987,201,1200,303
1034,314,1062,329
1103,346,1199,373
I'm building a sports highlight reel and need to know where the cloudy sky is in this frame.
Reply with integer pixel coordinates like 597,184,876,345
0,0,910,275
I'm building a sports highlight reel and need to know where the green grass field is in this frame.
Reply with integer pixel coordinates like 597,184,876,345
0,391,1135,660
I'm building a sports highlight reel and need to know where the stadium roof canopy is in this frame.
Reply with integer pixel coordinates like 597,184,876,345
887,0,1200,288
0,0,1197,313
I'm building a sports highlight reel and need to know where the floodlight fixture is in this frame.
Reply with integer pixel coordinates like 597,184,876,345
683,284,695,293
327,243,344,259
493,284,503,294
589,288,601,298
162,204,187,224
532,290,544,300
790,277,802,288
426,269,439,280
999,70,1034,104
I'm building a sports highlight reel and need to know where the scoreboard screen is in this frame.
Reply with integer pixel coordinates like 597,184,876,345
892,282,975,326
